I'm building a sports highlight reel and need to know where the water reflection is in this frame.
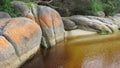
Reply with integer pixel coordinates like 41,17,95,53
82,55,104,68
22,32,120,68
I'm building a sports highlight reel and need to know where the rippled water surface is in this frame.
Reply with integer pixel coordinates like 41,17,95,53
22,32,120,68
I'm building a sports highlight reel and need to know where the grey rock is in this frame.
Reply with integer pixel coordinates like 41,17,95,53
69,15,114,34
38,6,56,48
0,12,11,18
0,36,20,68
62,17,77,31
31,4,39,23
0,17,42,67
10,1,30,16
111,16,120,29
87,16,119,33
87,16,113,24
38,6,64,48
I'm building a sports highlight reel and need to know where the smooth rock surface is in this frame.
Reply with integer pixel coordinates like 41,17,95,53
86,16,119,33
68,15,119,34
111,16,120,29
62,17,77,31
0,36,20,68
11,1,65,48
38,6,64,48
3,18,42,60
0,17,42,68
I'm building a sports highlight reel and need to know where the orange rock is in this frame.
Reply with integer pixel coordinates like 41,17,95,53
0,17,42,67
3,18,42,56
11,1,65,48
0,36,20,68
38,6,65,48
38,6,62,27
0,36,10,49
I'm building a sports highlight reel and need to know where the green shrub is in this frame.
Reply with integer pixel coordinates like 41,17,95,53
88,0,120,16
0,0,32,17
71,0,120,16
0,0,16,17
91,0,103,15
102,0,120,16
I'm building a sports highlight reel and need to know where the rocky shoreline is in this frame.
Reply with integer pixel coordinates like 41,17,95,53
0,1,120,68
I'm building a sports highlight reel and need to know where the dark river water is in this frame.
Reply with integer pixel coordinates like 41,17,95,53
21,32,120,68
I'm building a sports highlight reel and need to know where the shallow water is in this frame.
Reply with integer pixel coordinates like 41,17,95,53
22,32,120,68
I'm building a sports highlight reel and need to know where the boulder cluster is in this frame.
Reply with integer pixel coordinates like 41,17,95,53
0,1,120,68
63,15,120,34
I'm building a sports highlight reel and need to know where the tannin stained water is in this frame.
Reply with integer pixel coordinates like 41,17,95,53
21,32,120,68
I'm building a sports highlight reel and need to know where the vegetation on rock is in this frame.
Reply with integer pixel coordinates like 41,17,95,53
0,0,16,17
0,0,31,17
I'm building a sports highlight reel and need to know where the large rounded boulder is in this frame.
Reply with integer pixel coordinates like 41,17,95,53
11,1,65,48
0,18,42,68
38,6,65,48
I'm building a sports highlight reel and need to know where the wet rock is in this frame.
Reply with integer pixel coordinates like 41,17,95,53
38,6,64,48
62,17,77,31
0,17,42,68
0,12,11,18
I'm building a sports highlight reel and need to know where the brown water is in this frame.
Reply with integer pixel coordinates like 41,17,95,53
21,32,120,68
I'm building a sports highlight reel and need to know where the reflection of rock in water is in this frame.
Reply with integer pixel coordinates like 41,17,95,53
81,55,104,68
22,32,120,68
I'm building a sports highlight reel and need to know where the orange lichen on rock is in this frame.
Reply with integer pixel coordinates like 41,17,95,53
38,6,61,28
39,15,53,27
4,18,40,44
0,36,10,49
0,19,10,27
37,6,64,48
0,17,42,68
0,36,20,68
1,17,42,56
51,9,62,27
